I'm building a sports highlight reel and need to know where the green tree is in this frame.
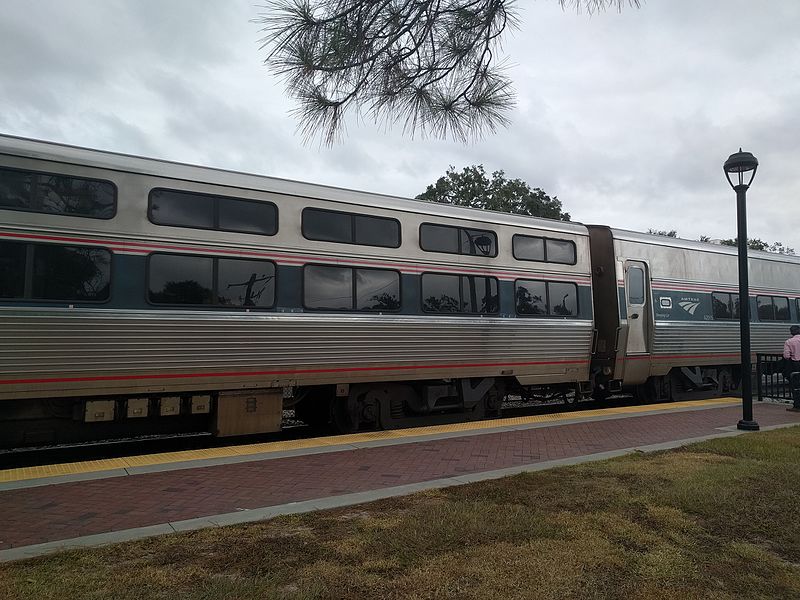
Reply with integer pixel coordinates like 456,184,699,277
256,1,639,144
719,238,795,255
416,164,570,220
647,229,677,237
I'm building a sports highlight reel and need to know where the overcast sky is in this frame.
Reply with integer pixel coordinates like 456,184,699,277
1,1,798,247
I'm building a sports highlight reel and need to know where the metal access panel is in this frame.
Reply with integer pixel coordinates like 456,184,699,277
126,398,149,418
159,396,182,417
84,400,115,423
215,389,282,437
190,394,212,414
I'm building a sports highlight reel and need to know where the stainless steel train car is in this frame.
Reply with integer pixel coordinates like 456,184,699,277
1,135,798,448
588,226,800,400
0,135,593,447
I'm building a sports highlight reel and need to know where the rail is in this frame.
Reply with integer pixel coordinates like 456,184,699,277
756,353,800,409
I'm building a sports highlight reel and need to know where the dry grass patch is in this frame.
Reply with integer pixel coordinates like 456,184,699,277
2,426,800,599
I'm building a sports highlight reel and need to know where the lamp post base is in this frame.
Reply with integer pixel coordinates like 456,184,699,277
737,419,760,431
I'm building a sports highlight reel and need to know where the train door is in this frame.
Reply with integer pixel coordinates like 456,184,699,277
623,260,651,384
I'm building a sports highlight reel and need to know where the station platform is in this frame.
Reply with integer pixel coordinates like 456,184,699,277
2,398,799,562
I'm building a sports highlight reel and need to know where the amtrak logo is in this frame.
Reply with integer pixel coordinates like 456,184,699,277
678,300,701,315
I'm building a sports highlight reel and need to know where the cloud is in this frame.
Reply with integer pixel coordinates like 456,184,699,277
0,0,798,248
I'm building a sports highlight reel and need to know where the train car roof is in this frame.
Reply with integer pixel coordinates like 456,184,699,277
0,133,587,236
606,227,800,265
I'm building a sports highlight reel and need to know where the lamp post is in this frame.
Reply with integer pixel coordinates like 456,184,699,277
724,148,760,431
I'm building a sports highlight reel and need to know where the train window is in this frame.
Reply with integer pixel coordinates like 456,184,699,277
757,295,790,321
546,239,577,265
515,280,578,317
148,254,214,305
147,253,276,308
355,268,401,311
515,280,547,315
354,215,400,248
0,241,111,302
304,264,400,311
0,166,116,219
421,273,499,313
0,241,27,299
31,244,111,301
775,297,791,320
420,224,497,257
627,267,645,305
149,189,277,235
797,299,800,320
513,235,576,265
421,273,460,312
460,275,499,313
513,236,545,262
217,258,276,307
549,282,578,316
304,265,353,310
302,208,400,248
303,209,351,243
218,198,278,235
712,292,739,320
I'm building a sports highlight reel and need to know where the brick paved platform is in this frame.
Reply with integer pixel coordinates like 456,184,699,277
2,401,799,561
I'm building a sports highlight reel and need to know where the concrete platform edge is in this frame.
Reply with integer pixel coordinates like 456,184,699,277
4,419,792,564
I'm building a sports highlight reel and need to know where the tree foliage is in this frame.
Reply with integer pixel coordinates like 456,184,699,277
647,229,677,238
719,238,795,255
416,164,570,220
256,0,639,144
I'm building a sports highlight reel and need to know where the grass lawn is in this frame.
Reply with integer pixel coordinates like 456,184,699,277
2,426,800,600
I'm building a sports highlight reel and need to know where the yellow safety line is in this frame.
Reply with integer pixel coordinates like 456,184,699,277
0,397,738,484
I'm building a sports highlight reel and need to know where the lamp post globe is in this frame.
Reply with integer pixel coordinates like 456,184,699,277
724,148,760,431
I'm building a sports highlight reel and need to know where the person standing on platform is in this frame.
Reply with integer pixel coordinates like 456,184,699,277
783,325,800,379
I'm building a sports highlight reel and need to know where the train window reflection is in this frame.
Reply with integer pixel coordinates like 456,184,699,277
627,267,645,305
304,265,353,310
775,297,790,320
513,236,545,262
149,189,277,235
420,224,459,254
422,273,498,314
148,254,214,305
355,269,400,311
304,265,400,311
32,244,111,301
420,224,497,257
515,280,547,315
303,208,400,248
217,258,276,307
354,215,400,248
421,273,460,312
303,209,351,243
756,295,790,321
546,239,576,264
0,166,116,219
513,235,576,265
149,189,215,229
549,282,577,316
515,280,578,317
0,241,27,299
461,276,499,313
713,292,734,320
218,199,277,235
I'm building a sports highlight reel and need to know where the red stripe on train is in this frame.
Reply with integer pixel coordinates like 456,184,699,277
0,358,590,386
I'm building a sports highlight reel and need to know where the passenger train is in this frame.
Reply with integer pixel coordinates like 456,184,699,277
1,135,798,447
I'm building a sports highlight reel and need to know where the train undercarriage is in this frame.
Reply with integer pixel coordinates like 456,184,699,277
0,365,742,450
